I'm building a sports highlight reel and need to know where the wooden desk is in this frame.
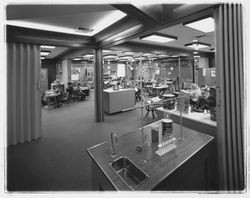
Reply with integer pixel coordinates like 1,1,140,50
87,121,214,191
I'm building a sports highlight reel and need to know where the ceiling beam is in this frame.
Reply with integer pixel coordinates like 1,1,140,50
94,4,217,49
110,41,213,58
6,25,95,48
111,4,160,27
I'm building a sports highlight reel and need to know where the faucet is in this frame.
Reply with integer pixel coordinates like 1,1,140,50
110,131,117,157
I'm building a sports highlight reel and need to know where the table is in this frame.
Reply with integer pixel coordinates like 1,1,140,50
153,86,169,96
103,88,135,114
44,91,60,109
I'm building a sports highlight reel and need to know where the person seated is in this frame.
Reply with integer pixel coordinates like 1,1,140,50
66,82,74,102
75,83,86,101
189,83,202,112
135,84,141,101
195,85,210,112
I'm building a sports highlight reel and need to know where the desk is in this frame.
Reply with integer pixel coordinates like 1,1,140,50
153,86,169,96
103,88,135,114
156,107,217,137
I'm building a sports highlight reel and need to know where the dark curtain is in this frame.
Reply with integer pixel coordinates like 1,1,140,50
215,4,244,190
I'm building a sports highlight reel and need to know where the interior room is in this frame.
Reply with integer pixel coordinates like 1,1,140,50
4,2,246,194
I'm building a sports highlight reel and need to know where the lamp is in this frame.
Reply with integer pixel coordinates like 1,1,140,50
140,33,177,43
185,40,210,50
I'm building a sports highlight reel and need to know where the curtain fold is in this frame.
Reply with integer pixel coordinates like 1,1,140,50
215,3,244,190
7,42,42,146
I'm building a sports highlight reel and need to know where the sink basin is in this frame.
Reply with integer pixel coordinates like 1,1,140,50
109,156,149,190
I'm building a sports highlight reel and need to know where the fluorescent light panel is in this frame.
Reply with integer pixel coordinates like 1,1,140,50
140,33,177,43
41,52,50,56
6,10,126,36
41,45,55,49
184,17,214,33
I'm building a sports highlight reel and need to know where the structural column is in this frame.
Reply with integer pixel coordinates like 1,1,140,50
94,49,104,122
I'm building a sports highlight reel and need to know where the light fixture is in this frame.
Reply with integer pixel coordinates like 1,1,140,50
83,54,94,58
140,33,177,43
7,11,126,36
41,51,50,56
185,40,210,50
41,45,55,49
134,56,146,60
72,57,83,61
118,55,133,60
143,53,155,56
40,57,45,60
103,54,117,59
184,17,214,33
103,49,112,53
193,55,200,58
193,51,198,55
158,54,168,58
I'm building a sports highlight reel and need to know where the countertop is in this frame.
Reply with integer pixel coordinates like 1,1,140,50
103,88,135,93
156,107,217,127
87,120,214,190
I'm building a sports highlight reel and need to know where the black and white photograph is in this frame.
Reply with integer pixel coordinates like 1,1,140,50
0,0,249,197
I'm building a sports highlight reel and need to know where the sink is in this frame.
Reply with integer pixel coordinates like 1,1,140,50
109,156,149,190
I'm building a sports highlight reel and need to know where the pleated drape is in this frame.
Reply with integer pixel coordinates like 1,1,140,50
7,42,42,146
215,3,244,190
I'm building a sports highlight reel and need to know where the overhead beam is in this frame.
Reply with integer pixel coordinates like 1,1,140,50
110,41,213,58
6,25,95,48
94,4,217,49
111,4,160,27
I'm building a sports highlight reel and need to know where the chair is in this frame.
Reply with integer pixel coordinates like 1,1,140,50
141,94,157,120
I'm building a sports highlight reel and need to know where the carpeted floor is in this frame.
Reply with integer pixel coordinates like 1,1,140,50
7,91,157,191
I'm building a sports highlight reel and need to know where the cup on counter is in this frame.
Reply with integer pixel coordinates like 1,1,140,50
161,118,173,141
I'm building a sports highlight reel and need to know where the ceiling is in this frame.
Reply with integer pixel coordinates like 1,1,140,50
6,4,216,60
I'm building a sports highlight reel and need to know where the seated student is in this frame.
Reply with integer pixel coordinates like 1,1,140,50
75,83,86,101
66,82,74,102
195,85,210,112
189,83,202,111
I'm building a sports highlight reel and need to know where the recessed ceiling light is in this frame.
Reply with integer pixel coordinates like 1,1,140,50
40,57,45,60
140,33,177,43
193,51,198,54
184,17,214,33
193,55,200,58
41,52,50,56
41,45,55,49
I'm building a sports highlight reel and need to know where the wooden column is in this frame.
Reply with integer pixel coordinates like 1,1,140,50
94,49,104,122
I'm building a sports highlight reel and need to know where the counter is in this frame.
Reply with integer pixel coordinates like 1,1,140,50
87,120,214,191
103,88,135,114
156,107,217,137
